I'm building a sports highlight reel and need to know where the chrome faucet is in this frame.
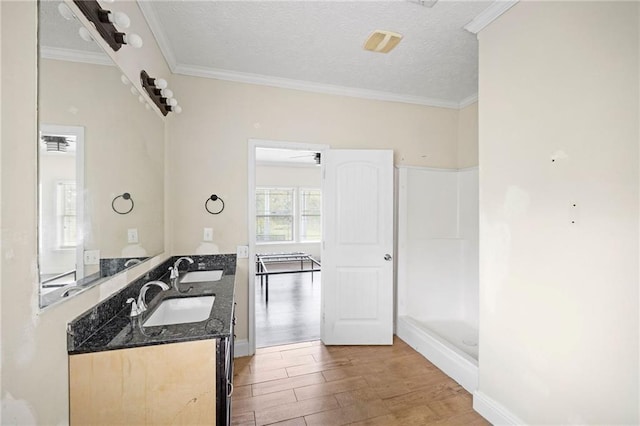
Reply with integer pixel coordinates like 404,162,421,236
169,256,194,280
127,280,169,317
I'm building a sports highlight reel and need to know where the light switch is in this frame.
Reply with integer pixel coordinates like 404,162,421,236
84,250,100,265
127,228,139,243
237,245,249,258
203,228,213,241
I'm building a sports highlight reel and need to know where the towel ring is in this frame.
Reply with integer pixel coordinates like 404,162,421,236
112,192,134,215
205,194,225,215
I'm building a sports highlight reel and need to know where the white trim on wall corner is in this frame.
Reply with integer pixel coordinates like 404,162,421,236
174,64,463,110
40,47,113,66
234,339,249,358
137,0,178,72
464,1,519,34
459,93,479,108
395,165,478,172
473,391,526,425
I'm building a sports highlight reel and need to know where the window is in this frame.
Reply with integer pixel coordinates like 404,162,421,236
300,189,321,242
256,188,294,242
256,187,322,243
56,181,77,248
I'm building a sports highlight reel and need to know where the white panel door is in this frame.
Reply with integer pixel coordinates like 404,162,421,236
321,149,394,345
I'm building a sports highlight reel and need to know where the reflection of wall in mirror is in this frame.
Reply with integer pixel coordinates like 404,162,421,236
39,58,164,260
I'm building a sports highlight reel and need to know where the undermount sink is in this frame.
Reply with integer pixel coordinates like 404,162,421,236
180,270,223,284
143,296,215,327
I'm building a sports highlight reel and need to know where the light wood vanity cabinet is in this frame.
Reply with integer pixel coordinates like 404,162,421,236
69,339,218,425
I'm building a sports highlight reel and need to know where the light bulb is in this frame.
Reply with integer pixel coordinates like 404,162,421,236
123,33,143,48
58,3,75,20
120,74,129,85
145,103,151,110
155,79,168,89
173,105,183,114
109,11,130,29
78,27,93,42
138,95,145,103
161,88,173,99
130,86,138,96
167,98,178,107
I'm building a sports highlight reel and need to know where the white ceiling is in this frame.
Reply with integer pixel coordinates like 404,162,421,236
256,148,320,167
39,1,504,109
139,1,494,108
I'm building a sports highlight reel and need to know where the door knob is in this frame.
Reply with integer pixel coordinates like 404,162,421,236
384,254,392,261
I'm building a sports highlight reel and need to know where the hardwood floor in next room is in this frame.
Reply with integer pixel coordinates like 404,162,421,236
256,266,321,348
232,338,489,426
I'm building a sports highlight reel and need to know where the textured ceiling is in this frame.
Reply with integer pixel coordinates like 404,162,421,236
39,1,494,108
141,1,492,107
39,1,105,54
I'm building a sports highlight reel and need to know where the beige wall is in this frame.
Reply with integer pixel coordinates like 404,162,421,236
167,76,464,341
478,2,638,424
458,102,478,168
0,2,170,423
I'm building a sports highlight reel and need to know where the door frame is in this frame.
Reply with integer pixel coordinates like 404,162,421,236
247,138,329,355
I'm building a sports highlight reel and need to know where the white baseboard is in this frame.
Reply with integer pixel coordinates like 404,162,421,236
473,391,525,425
397,317,478,393
234,339,249,357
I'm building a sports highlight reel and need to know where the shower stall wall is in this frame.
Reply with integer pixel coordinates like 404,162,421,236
396,166,479,392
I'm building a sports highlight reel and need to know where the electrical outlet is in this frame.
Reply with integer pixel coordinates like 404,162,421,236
127,228,139,243
203,227,213,241
84,250,100,265
237,245,249,258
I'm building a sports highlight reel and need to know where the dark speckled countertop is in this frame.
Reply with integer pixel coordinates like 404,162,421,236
67,254,236,355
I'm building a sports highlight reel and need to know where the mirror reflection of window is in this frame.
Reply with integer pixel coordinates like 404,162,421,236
38,125,84,297
56,181,77,249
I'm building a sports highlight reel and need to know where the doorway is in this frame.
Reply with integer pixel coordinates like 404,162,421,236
248,139,328,353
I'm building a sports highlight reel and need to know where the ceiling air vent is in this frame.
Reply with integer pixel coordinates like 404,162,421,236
364,30,403,54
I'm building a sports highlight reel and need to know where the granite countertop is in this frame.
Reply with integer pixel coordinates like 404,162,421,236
68,254,236,355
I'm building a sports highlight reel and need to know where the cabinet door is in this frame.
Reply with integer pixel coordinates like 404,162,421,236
70,340,216,425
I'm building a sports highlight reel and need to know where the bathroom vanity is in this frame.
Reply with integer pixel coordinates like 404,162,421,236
67,254,236,425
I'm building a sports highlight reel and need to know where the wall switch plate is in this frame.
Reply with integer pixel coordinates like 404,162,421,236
84,250,100,265
127,228,139,243
237,245,249,258
203,227,213,241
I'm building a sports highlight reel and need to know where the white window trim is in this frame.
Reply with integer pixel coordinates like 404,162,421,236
256,186,296,243
299,187,321,243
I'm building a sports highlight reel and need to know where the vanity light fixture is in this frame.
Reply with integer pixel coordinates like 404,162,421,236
58,2,75,20
140,70,182,116
73,0,143,51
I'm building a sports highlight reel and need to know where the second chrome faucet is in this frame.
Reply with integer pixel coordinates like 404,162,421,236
169,256,194,293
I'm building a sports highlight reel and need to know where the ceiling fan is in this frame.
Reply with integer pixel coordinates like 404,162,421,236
290,152,321,165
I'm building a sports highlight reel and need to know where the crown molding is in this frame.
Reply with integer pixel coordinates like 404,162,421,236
39,46,113,66
459,93,478,108
464,0,519,34
137,0,177,72
174,64,462,109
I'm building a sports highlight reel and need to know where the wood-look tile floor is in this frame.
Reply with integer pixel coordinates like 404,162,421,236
232,337,490,426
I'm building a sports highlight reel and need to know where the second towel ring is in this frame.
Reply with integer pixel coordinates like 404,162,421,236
112,192,134,215
205,194,225,215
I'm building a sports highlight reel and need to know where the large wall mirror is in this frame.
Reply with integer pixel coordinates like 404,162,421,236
38,1,165,308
